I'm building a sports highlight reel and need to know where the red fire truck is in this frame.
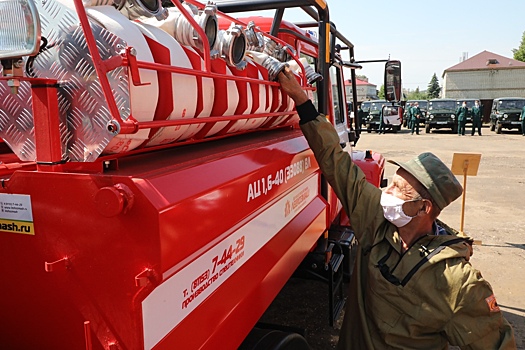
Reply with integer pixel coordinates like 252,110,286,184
0,0,400,348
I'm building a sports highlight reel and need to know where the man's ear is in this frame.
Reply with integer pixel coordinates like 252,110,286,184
421,199,433,215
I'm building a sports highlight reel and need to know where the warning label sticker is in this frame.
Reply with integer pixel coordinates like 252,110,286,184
0,194,34,235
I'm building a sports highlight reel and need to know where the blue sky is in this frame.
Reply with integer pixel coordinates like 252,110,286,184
227,0,524,91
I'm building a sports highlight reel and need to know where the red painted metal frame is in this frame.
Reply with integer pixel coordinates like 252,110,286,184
0,0,323,174
69,0,311,139
0,2,319,175
31,81,64,171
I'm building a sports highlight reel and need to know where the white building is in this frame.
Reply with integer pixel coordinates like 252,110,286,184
344,78,378,103
442,50,525,99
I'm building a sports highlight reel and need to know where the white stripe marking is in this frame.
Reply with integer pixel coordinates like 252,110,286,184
142,175,319,349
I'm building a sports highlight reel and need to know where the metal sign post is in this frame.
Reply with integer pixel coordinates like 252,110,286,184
451,153,482,243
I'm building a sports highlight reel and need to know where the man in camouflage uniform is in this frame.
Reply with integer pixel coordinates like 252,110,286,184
277,68,516,350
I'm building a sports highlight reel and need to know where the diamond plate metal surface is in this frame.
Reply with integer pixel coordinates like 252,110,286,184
0,0,130,162
0,82,37,161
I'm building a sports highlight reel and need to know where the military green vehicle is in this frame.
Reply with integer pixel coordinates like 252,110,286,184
489,97,525,134
426,98,457,133
360,100,402,133
363,100,386,132
359,100,372,128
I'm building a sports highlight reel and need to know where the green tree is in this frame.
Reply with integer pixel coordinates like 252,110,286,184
356,74,368,81
427,73,441,99
406,87,427,100
512,31,525,62
378,84,385,99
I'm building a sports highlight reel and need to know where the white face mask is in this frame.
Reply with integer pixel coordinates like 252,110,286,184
380,192,417,227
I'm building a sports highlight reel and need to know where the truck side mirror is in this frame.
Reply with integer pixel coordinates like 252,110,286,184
384,60,401,103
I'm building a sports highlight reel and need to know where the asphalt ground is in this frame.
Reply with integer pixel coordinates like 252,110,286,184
260,124,524,349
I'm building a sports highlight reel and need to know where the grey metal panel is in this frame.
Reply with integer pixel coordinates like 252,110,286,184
0,0,129,162
0,82,37,160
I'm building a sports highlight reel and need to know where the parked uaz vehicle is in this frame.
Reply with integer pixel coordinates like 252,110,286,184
0,0,402,348
363,99,401,133
490,97,525,134
359,100,372,127
364,100,386,132
366,100,387,132
426,98,457,133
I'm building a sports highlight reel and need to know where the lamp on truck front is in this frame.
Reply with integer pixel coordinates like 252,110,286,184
0,0,40,60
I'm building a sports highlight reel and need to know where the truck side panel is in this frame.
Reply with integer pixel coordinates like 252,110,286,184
150,186,326,349
0,130,328,349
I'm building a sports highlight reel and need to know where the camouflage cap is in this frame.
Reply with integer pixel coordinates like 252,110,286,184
388,152,463,210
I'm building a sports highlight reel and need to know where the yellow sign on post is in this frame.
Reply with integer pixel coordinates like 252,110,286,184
451,153,482,243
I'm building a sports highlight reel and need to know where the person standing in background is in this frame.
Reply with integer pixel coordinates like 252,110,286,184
456,101,468,136
411,102,421,135
471,100,483,136
406,102,413,130
357,103,365,131
521,104,525,136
